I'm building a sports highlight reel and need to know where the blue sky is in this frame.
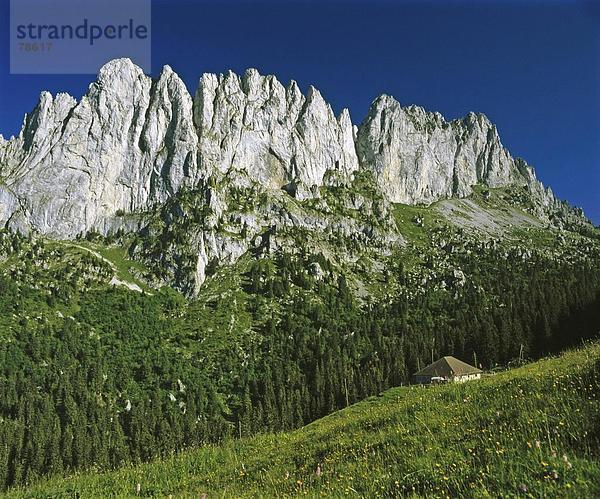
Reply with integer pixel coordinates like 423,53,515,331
1,0,598,222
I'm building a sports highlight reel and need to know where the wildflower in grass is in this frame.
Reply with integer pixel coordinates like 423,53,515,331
542,464,559,480
136,483,141,495
316,465,321,477
535,440,541,449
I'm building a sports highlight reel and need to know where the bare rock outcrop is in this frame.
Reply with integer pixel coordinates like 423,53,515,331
0,58,584,244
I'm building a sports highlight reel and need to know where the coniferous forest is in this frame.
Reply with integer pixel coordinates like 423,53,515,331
1,222,599,490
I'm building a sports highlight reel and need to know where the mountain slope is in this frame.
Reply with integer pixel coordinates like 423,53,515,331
0,195,598,491
8,342,600,498
0,59,590,295
1,59,599,493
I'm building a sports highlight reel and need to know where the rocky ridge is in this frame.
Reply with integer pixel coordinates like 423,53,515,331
0,58,589,293
0,58,578,236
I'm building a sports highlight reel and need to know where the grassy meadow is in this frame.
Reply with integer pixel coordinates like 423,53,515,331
8,342,600,498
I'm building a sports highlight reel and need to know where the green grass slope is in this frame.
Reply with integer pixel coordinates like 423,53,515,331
10,343,600,498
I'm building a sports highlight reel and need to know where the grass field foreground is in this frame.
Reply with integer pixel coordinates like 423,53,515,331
9,343,600,498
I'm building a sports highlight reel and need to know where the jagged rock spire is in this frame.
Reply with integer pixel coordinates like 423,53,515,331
0,58,572,237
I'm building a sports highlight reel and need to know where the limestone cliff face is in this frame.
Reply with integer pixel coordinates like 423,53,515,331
0,60,361,236
356,95,524,205
0,59,198,237
0,58,579,240
194,68,359,198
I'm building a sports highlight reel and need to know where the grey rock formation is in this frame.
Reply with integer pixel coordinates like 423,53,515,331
194,69,358,198
0,59,198,237
0,58,584,244
357,95,523,204
0,60,362,236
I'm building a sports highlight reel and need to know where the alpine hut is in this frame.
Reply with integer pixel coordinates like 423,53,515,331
414,356,482,384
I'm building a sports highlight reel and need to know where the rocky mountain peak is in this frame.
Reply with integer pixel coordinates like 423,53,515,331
193,65,358,198
0,58,585,241
357,93,530,204
96,57,145,84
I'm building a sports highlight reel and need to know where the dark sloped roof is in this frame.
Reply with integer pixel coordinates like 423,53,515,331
414,356,482,377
